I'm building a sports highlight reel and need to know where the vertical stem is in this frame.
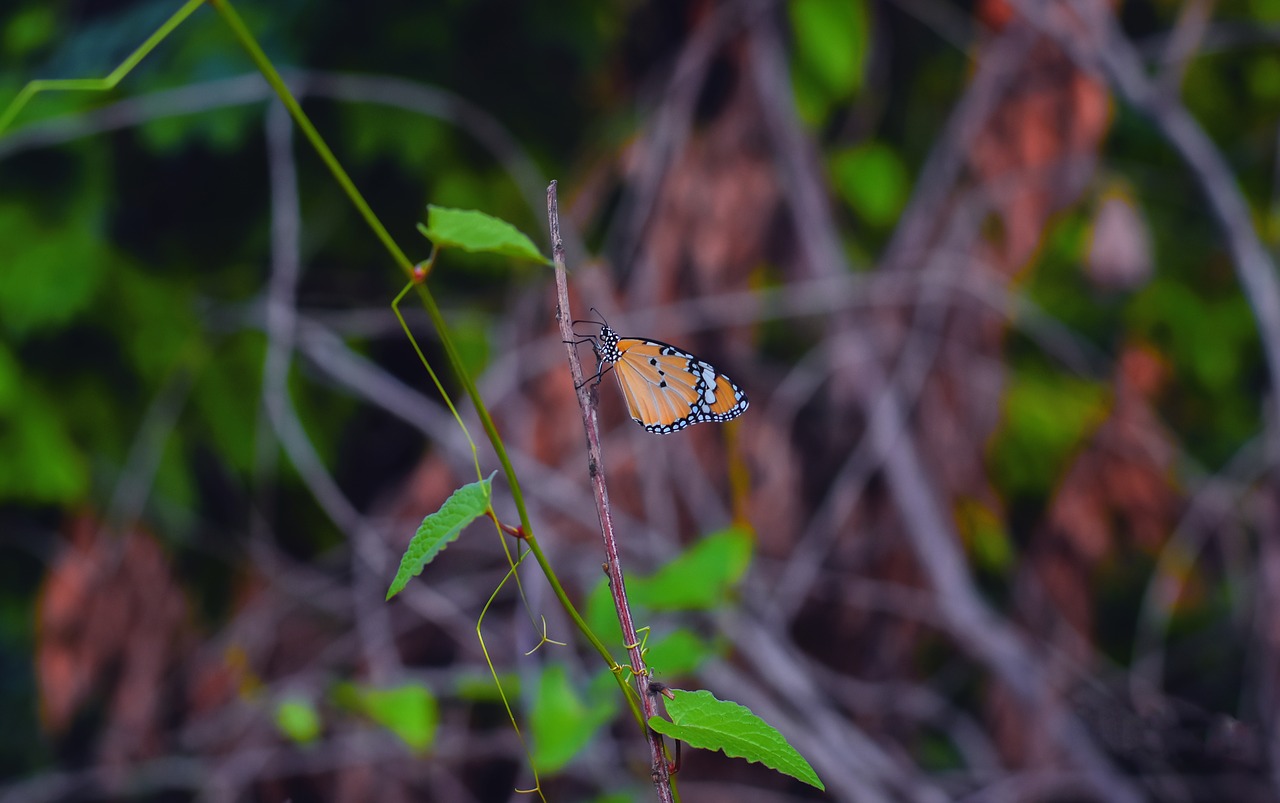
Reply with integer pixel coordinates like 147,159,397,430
547,181,674,803
216,0,643,732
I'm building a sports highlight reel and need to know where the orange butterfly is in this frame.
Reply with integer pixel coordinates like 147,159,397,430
575,318,749,434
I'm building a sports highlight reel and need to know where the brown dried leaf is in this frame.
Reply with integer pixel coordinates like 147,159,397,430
36,516,193,767
970,0,1112,274
1087,191,1153,291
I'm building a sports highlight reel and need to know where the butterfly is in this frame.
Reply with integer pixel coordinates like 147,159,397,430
574,317,749,434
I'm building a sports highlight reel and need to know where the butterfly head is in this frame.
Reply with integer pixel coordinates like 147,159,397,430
572,311,622,365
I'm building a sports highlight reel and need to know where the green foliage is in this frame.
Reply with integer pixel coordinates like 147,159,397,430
344,105,450,174
531,663,614,772
3,6,55,59
191,332,266,475
275,698,322,744
648,689,824,791
1126,277,1259,463
562,530,749,772
1129,279,1256,394
987,369,1109,501
0,199,108,337
586,526,753,638
4,0,1276,794
0,380,90,503
1251,0,1280,23
418,205,550,265
334,682,439,752
455,671,521,702
449,313,492,379
954,498,1014,574
830,141,910,228
787,0,868,125
634,526,752,611
103,264,190,377
386,471,496,600
582,627,717,713
642,628,716,678
1248,53,1280,103
138,105,259,155
1025,211,1119,337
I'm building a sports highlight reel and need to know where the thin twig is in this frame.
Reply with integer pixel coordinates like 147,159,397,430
261,98,402,683
1156,0,1215,94
747,12,1144,802
547,180,674,803
1013,0,1280,459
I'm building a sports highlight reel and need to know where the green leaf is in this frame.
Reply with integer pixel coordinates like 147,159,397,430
336,682,439,752
788,0,868,123
532,663,615,772
634,527,753,611
1252,0,1280,23
419,205,550,265
1248,54,1280,101
4,7,57,57
343,105,448,172
987,370,1108,499
643,628,716,677
831,142,909,227
586,578,621,641
649,689,824,790
450,314,492,378
275,698,322,744
106,264,198,384
586,527,754,642
0,201,107,338
1130,280,1254,393
0,388,89,503
0,342,22,413
386,472,496,600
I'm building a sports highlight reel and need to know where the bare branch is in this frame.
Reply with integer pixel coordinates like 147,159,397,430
547,180,674,802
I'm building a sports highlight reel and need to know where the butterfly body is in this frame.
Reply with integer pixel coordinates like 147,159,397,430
592,324,748,434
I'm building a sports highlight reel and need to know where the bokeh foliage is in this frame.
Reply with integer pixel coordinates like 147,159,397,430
2,0,1280,798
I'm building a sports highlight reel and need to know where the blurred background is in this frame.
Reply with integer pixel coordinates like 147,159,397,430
2,0,1279,801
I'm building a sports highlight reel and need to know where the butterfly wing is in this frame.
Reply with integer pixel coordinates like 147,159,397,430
612,338,748,433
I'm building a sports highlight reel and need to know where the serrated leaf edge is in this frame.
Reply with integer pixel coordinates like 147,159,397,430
648,690,824,790
419,206,550,265
385,471,496,599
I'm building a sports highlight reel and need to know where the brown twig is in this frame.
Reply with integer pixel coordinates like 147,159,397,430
546,180,674,803
1008,0,1280,454
746,13,1144,803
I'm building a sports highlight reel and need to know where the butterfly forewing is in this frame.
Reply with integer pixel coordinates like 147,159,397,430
614,340,701,430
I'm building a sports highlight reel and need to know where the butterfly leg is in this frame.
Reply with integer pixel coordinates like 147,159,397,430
574,361,613,390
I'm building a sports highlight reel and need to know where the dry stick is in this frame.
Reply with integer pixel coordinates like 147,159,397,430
1015,0,1280,451
747,16,1143,803
546,181,675,803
